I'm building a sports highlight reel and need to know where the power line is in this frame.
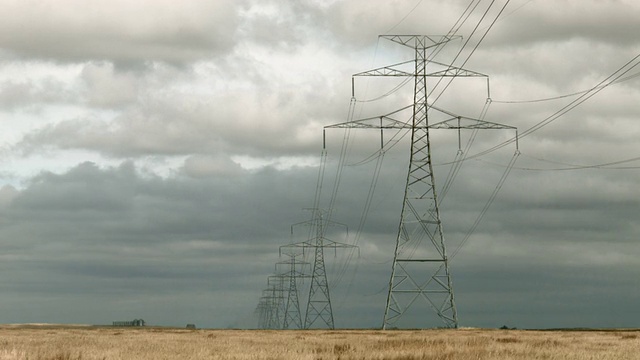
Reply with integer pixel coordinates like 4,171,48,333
384,0,425,34
457,53,640,161
431,0,512,104
450,150,520,260
478,152,640,171
492,72,640,104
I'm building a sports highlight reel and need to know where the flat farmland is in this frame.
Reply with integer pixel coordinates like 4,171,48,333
0,326,638,360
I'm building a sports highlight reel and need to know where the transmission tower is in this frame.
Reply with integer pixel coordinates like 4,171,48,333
268,275,286,328
325,35,517,329
276,253,309,329
254,298,269,329
281,209,358,329
257,289,278,329
255,276,286,329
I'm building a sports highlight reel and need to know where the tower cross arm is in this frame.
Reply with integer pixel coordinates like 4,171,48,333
429,117,517,130
427,68,487,77
325,115,412,130
353,60,415,77
353,60,488,79
426,60,489,78
380,35,462,49
325,105,415,130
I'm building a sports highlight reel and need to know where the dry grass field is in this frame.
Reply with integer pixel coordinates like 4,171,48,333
0,325,638,360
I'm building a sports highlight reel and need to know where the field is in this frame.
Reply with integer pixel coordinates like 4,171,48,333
0,326,638,360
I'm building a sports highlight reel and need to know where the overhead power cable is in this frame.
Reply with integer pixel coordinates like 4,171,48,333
492,72,640,104
384,0,425,34
450,150,520,260
468,53,640,160
332,149,385,290
356,0,486,104
431,0,511,104
355,77,413,103
439,98,492,204
327,97,357,216
479,152,640,171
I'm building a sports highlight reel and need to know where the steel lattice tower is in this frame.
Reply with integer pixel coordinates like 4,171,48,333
269,275,286,328
255,298,269,329
281,209,357,329
382,35,458,329
277,253,308,330
325,35,517,329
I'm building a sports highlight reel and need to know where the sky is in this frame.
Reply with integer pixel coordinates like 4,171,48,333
0,0,639,329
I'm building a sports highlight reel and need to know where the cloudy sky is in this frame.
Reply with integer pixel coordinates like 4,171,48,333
1,0,639,329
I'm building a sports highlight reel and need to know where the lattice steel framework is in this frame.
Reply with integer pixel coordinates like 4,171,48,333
384,35,457,328
281,209,357,329
326,35,516,329
276,253,309,330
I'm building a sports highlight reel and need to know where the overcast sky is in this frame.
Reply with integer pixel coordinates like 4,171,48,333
1,0,639,329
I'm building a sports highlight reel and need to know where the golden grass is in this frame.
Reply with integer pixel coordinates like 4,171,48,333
0,326,638,359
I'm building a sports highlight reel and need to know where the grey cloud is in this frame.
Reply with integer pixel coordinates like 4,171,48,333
0,78,72,110
239,0,324,50
11,162,136,217
0,161,317,326
453,259,640,328
0,0,243,66
2,160,318,246
181,155,245,178
80,62,139,108
324,0,462,46
16,77,345,158
486,1,640,48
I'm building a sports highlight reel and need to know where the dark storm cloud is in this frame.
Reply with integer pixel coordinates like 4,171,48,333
0,161,321,326
1,162,307,250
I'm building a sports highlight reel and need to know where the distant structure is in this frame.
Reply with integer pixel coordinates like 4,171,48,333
112,319,145,327
280,209,357,329
276,253,308,330
186,324,197,329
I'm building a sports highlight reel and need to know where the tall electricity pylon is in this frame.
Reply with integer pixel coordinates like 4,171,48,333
325,35,517,329
281,209,357,329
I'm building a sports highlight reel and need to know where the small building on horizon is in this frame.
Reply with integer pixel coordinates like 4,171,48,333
112,319,145,327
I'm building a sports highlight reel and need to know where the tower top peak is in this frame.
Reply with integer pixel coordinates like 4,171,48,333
380,35,461,48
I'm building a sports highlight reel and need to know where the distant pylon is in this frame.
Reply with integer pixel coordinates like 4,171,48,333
281,208,357,329
325,35,517,329
267,275,286,328
254,298,269,329
276,253,309,329
258,289,279,329
306,225,332,329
